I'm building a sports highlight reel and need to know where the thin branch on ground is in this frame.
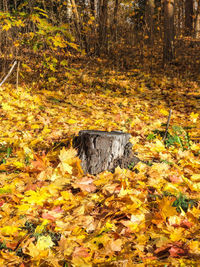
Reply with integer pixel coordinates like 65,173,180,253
16,61,20,90
163,109,172,141
0,60,17,87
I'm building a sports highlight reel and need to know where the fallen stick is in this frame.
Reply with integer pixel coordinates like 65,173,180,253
16,61,20,90
163,109,172,141
0,60,17,87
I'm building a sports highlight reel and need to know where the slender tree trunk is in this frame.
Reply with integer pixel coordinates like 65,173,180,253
185,0,193,36
66,0,72,21
177,0,181,37
2,0,9,67
70,0,83,47
194,0,200,38
90,0,95,17
145,0,155,45
98,0,108,54
70,0,89,52
112,0,119,42
163,0,175,64
71,0,80,27
145,0,155,71
3,0,8,11
81,0,89,53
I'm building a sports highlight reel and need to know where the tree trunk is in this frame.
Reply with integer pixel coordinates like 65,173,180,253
98,0,108,54
70,0,82,46
90,0,95,17
163,0,175,64
73,130,140,175
185,0,193,36
194,0,200,38
145,0,155,45
112,0,119,42
176,0,181,37
66,0,73,21
70,0,88,52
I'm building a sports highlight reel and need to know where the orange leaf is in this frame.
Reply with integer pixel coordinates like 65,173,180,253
169,246,187,257
73,177,96,193
72,246,90,258
109,239,122,252
169,175,183,183
31,152,48,171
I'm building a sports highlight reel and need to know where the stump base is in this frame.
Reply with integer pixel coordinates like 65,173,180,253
73,130,140,175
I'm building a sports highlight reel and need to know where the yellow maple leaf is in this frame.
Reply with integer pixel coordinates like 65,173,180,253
35,220,49,235
23,189,51,205
36,235,54,250
159,197,178,220
151,140,166,153
59,162,73,174
3,23,12,31
190,143,200,151
160,108,169,116
17,204,31,214
190,112,199,123
61,191,74,200
188,240,200,254
121,219,142,232
191,174,200,182
27,242,49,258
183,177,200,192
67,119,77,124
1,103,13,111
58,148,77,174
163,183,179,195
1,226,19,236
168,227,185,242
13,161,24,168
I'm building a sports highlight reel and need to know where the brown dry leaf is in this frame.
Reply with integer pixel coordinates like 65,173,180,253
72,246,90,258
31,152,49,171
73,176,96,192
109,239,123,252
169,245,188,257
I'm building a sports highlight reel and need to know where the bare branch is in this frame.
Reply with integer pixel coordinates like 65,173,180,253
163,109,172,141
0,61,17,87
16,61,20,90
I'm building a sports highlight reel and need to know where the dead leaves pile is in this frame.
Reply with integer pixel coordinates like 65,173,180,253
0,70,200,266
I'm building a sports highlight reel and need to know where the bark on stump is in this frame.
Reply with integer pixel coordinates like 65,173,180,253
73,130,140,175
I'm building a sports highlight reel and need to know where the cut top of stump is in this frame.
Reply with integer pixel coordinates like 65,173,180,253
73,130,139,175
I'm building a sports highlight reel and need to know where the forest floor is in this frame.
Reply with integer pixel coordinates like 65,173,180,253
0,56,200,266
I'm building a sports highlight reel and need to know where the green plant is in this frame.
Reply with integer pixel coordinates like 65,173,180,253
128,161,136,170
0,146,12,164
172,193,197,213
22,221,37,234
160,159,173,165
147,125,191,150
165,126,191,150
147,133,156,140
0,242,7,250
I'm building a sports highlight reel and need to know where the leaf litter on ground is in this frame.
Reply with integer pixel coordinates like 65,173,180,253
0,66,200,266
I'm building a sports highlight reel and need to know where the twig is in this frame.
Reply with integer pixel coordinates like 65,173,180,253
16,61,20,90
163,109,172,141
0,60,17,87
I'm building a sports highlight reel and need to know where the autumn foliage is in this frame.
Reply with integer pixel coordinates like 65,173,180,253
0,66,200,266
0,0,200,266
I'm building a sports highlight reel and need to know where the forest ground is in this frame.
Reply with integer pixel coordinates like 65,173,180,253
0,52,200,266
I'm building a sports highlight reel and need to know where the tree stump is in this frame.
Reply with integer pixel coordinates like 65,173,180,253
73,130,140,175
